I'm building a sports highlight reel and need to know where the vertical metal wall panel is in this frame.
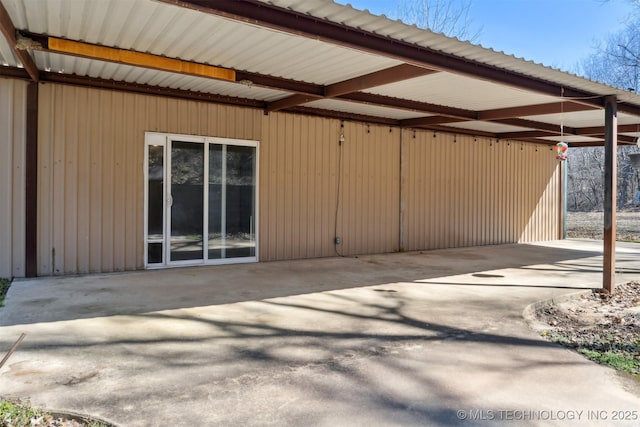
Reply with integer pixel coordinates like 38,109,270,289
258,117,400,261
259,113,341,261
402,129,561,251
337,122,400,256
0,78,27,278
37,83,262,275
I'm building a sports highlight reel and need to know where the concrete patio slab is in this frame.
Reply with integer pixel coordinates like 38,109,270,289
1,240,640,426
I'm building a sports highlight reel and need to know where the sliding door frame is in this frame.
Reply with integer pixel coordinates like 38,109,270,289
144,132,259,269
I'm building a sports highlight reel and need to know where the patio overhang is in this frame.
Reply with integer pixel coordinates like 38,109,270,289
0,0,635,291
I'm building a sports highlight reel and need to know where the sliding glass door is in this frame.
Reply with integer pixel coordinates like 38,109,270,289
145,133,258,267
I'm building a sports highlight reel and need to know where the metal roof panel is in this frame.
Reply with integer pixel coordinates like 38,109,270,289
267,0,640,106
5,0,401,85
0,35,18,67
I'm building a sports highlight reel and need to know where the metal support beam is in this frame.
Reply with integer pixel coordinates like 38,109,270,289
48,37,236,81
267,64,435,112
25,82,38,277
325,64,434,97
603,95,617,294
477,101,597,121
576,124,640,136
0,2,39,81
267,93,322,112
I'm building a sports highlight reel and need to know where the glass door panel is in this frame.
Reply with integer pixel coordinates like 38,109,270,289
170,141,204,262
208,144,223,260
147,144,164,264
225,145,256,258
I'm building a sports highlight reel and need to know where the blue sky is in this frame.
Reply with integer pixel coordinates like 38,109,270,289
335,0,635,73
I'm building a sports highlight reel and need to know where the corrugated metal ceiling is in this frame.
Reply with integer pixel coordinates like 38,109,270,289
365,73,559,111
270,0,640,104
0,28,17,66
3,0,401,85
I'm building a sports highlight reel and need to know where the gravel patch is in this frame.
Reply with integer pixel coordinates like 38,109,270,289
533,281,640,376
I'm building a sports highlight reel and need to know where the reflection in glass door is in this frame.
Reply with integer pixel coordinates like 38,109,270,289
146,144,165,265
170,141,205,262
209,144,257,259
145,133,258,268
223,145,256,258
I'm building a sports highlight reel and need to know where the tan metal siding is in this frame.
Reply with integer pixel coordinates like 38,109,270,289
259,113,340,260
0,78,27,278
35,83,561,275
402,129,560,251
259,117,400,260
338,122,400,255
37,83,261,275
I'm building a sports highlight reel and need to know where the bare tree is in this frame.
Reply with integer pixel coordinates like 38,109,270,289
566,1,640,212
393,0,482,41
579,1,640,91
567,146,640,211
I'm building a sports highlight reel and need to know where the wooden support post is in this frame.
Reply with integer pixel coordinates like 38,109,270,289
603,95,617,294
25,82,38,277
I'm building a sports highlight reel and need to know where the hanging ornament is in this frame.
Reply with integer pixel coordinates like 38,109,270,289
556,142,568,160
556,88,568,161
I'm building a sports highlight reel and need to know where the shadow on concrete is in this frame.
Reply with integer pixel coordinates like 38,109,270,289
1,288,590,425
0,242,611,326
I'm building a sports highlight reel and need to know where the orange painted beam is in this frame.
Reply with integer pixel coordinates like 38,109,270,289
48,37,235,82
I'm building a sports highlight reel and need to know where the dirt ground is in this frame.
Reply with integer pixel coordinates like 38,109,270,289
536,213,639,376
567,210,640,241
533,281,640,376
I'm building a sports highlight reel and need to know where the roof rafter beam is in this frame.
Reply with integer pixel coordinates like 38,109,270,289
342,92,475,119
498,130,558,139
326,64,435,97
407,124,497,138
267,93,323,111
402,116,469,126
477,101,598,121
493,117,576,134
593,134,635,144
576,123,640,136
398,101,600,127
0,1,39,81
267,63,436,112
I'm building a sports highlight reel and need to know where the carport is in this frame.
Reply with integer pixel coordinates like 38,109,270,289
1,0,639,293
